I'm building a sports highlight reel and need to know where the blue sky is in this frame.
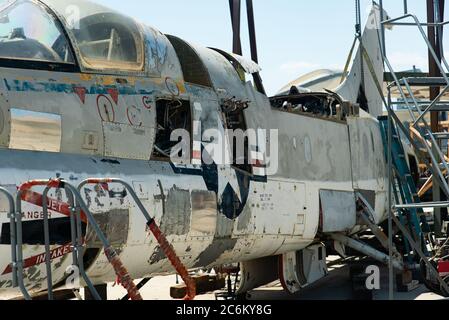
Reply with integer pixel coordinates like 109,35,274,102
91,0,447,94
1,0,446,95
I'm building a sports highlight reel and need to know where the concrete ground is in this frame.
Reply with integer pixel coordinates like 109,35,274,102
2,257,445,300
101,259,447,301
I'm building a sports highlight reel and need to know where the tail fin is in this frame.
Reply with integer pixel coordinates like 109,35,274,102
335,2,389,118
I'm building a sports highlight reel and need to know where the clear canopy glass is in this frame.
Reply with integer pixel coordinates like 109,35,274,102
0,0,74,63
42,0,144,71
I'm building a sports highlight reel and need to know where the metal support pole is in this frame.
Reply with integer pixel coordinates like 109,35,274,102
355,0,365,91
434,0,445,62
245,0,266,95
41,187,54,300
379,0,387,60
229,0,242,55
395,201,449,209
428,0,444,235
0,188,18,288
246,0,258,64
403,0,408,14
15,191,32,300
355,0,361,37
73,198,101,300
330,234,403,270
387,88,394,301
428,0,442,131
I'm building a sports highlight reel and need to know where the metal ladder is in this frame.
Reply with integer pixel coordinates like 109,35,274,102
77,178,196,300
11,179,142,300
375,4,449,297
0,187,20,294
381,12,449,201
5,178,196,300
346,0,449,297
378,116,429,261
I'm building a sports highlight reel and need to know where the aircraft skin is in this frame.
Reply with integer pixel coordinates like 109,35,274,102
0,0,391,296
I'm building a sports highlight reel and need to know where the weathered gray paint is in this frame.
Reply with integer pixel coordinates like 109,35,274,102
160,186,191,236
348,117,387,183
193,239,238,268
236,204,252,232
215,212,235,239
0,1,391,294
87,209,130,247
271,113,352,182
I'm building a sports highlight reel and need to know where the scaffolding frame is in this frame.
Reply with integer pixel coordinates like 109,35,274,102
378,0,449,300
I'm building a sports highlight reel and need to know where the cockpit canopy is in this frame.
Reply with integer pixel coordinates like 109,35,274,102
0,0,74,63
43,0,144,71
0,0,144,71
0,0,263,95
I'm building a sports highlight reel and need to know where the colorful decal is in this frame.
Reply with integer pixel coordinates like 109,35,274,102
142,96,153,110
96,94,115,122
21,189,88,223
144,26,168,71
3,79,155,96
2,244,72,275
107,88,119,105
165,77,180,96
127,105,143,127
73,86,87,104
251,151,267,176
